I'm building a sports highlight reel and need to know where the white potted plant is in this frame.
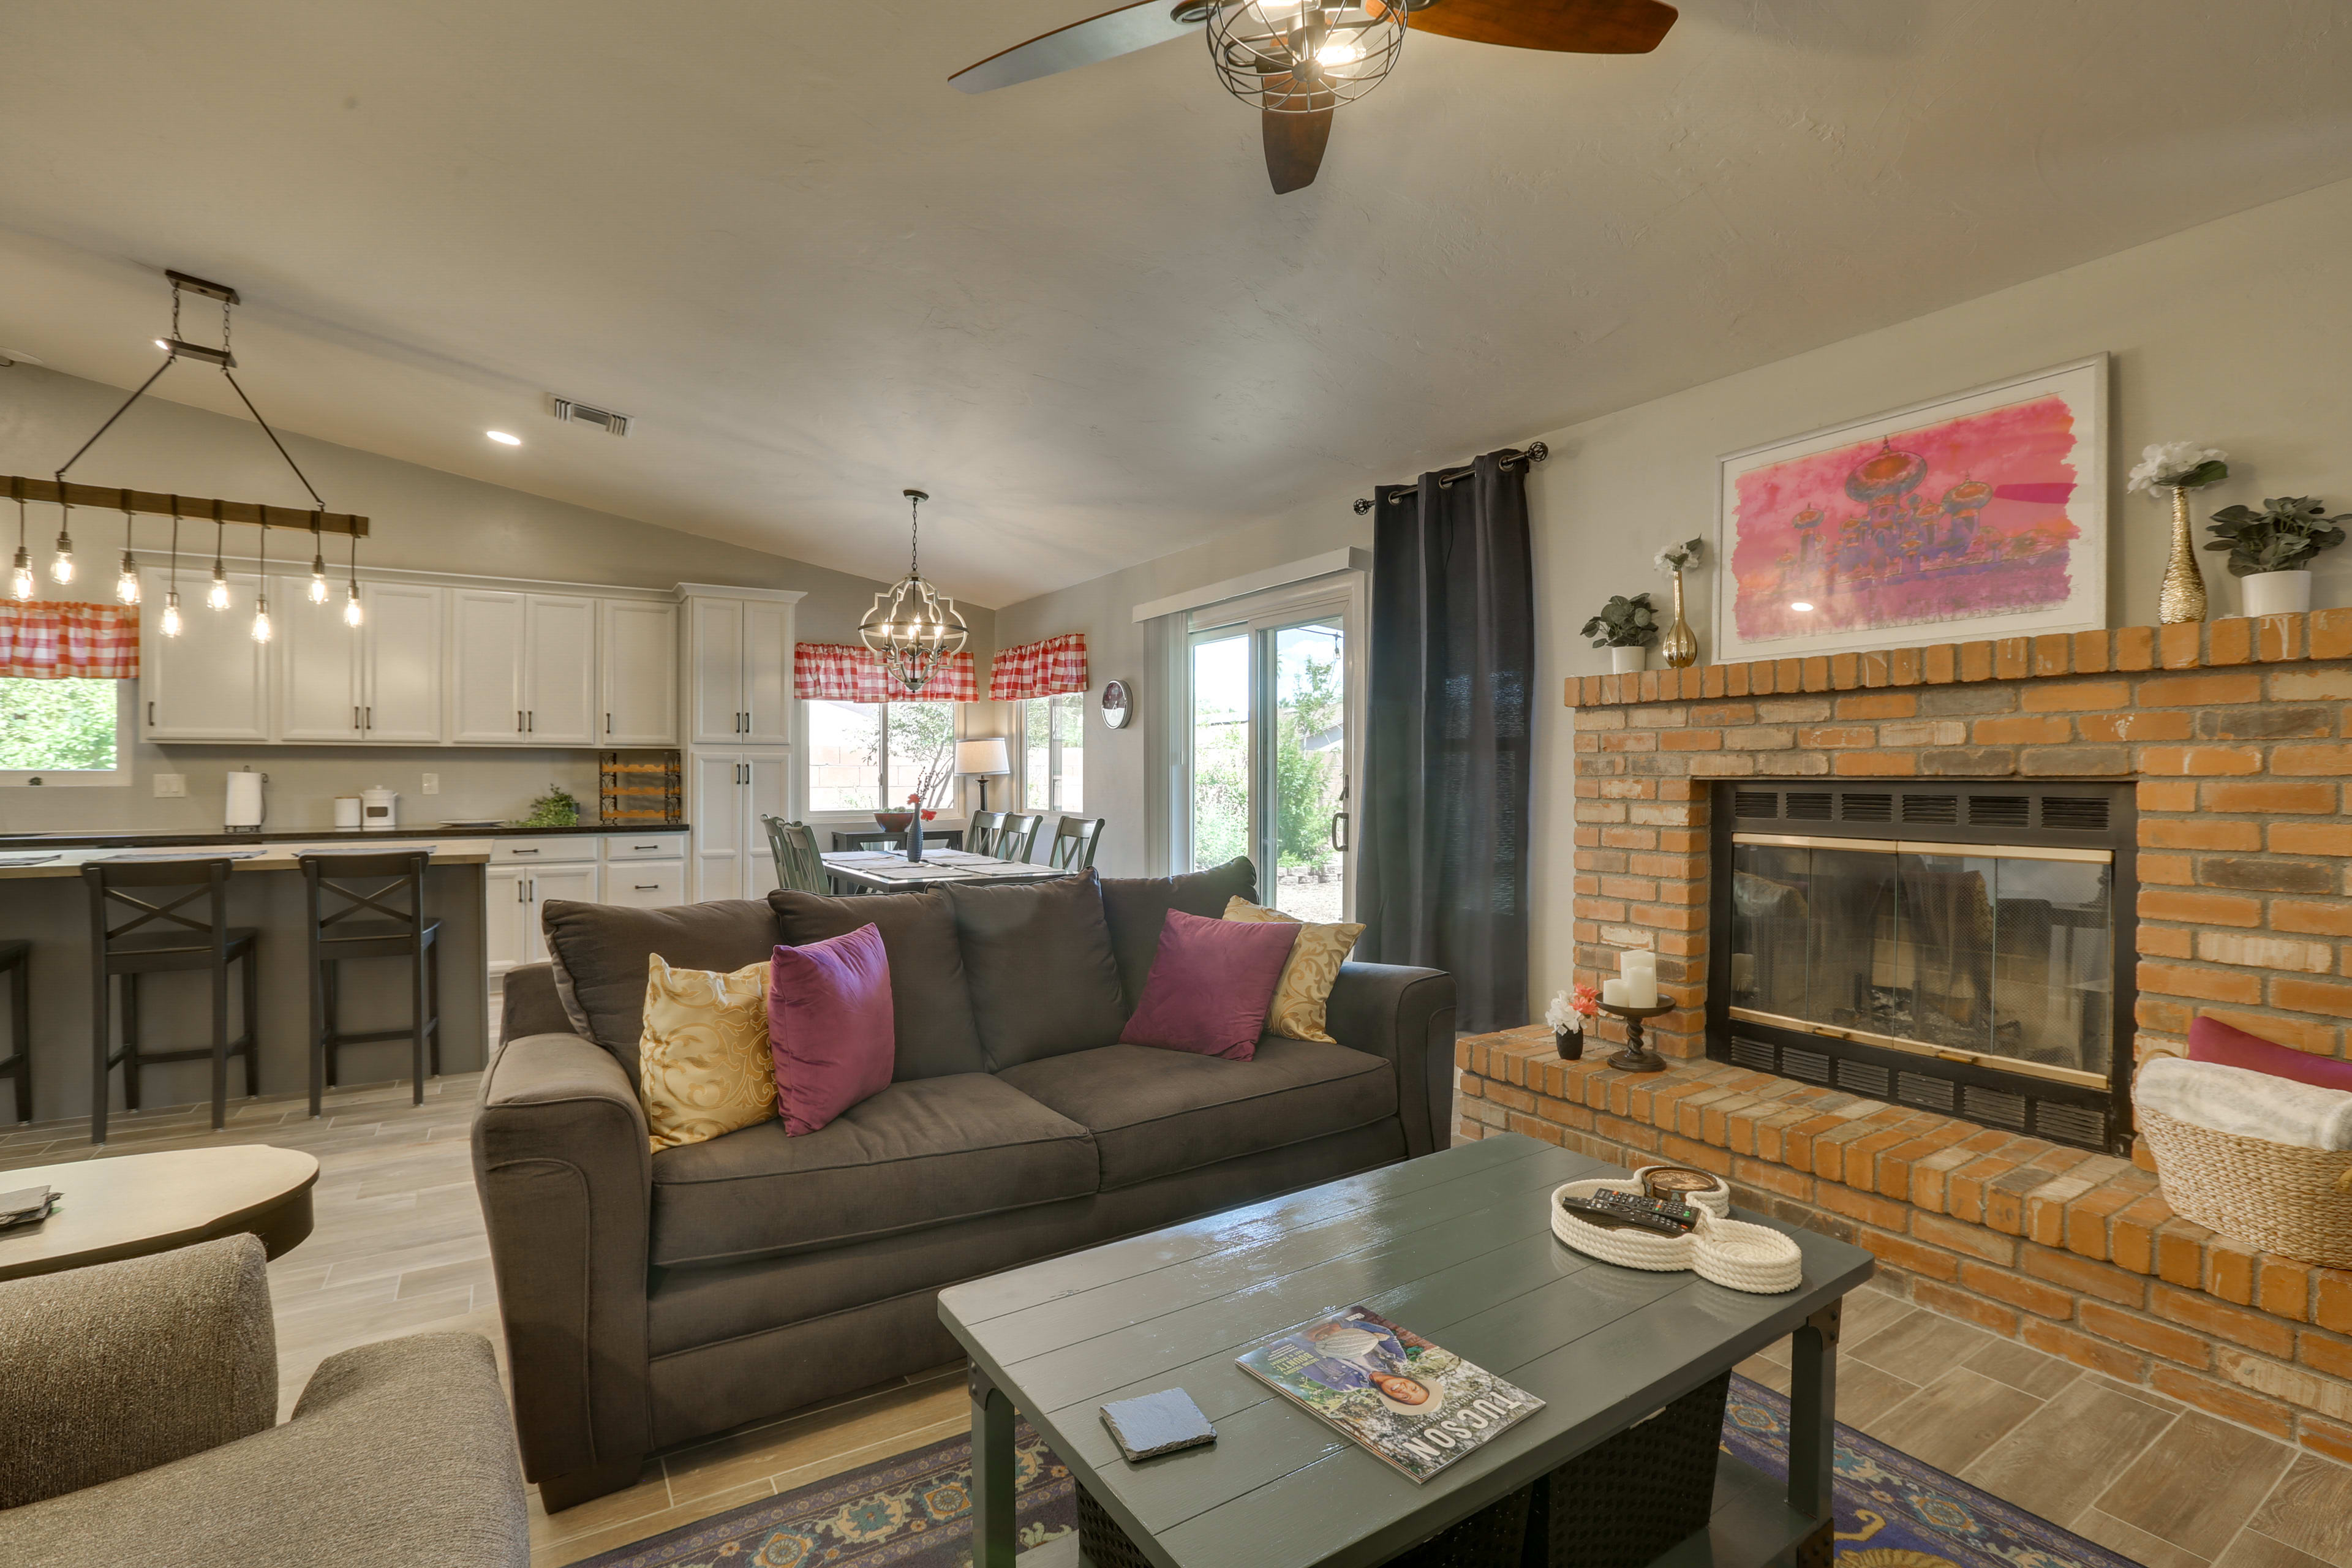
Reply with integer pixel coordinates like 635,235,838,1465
1581,593,1659,674
2203,496,2350,617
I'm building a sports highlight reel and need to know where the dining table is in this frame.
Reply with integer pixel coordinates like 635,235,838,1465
817,848,1073,894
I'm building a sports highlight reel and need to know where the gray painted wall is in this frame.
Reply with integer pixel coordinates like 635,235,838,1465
0,365,993,833
993,172,2352,1017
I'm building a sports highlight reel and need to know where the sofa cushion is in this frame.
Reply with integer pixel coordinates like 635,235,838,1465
769,924,895,1136
770,889,988,1080
647,1072,1097,1266
945,872,1128,1069
542,899,780,1080
638,956,777,1152
1120,910,1297,1061
995,1038,1396,1190
1099,858,1259,1012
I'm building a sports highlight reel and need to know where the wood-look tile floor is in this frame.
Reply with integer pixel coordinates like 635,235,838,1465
9,1087,2348,1568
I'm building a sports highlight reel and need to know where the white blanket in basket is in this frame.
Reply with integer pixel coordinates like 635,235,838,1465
2134,1055,2352,1151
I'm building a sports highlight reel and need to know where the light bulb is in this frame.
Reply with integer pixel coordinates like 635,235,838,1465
1316,38,1360,64
251,595,273,644
309,555,330,603
342,588,363,628
49,537,73,584
8,550,31,601
160,590,183,637
1789,600,1815,612
115,556,140,604
207,570,231,611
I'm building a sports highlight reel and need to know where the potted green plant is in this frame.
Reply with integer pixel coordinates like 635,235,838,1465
1581,593,1659,673
2203,496,2350,617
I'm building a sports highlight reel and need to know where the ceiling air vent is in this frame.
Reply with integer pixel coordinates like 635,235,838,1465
1970,794,2030,828
1840,793,1894,823
2041,796,2109,831
1902,794,1958,825
1733,791,1779,820
551,397,632,436
1785,792,1833,821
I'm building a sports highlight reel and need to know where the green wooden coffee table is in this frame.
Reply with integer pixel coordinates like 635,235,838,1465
939,1134,1872,1568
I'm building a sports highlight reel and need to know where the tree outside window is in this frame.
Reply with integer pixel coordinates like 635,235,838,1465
1022,692,1083,813
0,677,120,773
805,699,957,813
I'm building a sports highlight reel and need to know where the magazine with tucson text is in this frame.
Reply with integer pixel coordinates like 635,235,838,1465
1235,1305,1544,1482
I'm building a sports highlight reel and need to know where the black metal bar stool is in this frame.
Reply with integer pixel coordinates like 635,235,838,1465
298,851,440,1114
81,858,260,1144
0,940,29,1123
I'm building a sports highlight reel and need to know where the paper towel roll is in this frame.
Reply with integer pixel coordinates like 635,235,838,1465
225,770,266,830
334,796,363,829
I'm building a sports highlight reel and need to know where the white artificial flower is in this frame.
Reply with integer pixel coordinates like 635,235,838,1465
1654,537,1705,574
2127,442,2227,495
1544,990,1574,1031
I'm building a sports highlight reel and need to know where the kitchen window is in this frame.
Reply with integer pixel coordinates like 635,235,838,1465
1022,692,1084,813
0,676,129,787
804,699,959,815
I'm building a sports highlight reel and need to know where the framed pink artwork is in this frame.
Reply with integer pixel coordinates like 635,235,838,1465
1714,356,2107,662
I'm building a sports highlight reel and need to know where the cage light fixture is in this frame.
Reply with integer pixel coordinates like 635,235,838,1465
1207,0,1408,113
858,488,967,696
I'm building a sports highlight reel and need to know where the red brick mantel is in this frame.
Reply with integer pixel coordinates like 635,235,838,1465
1516,607,2352,1461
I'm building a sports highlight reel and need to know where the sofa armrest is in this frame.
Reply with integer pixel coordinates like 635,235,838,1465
0,1234,275,1510
0,1333,527,1567
472,1029,652,1496
1324,962,1457,1158
502,960,581,1044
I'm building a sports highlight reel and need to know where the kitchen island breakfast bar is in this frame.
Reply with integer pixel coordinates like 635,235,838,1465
0,829,507,1127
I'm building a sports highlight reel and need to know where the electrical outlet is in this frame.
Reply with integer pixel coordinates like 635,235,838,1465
153,773,186,797
421,772,440,795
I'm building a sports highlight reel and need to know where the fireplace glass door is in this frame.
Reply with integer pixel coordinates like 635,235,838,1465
1727,835,2113,1084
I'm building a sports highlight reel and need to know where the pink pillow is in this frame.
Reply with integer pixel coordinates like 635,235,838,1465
2189,1014,2352,1095
1119,910,1298,1061
769,924,895,1136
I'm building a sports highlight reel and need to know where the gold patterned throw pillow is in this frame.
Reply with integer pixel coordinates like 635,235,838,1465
1222,897,1365,1045
636,955,777,1153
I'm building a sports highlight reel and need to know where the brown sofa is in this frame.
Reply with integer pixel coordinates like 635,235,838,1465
473,860,1454,1510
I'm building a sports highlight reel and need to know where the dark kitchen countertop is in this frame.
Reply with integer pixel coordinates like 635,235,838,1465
0,823,690,851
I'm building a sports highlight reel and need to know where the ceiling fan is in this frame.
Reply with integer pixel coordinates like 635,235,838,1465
950,0,1678,195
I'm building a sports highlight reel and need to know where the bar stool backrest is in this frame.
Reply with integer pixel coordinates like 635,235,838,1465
997,813,1045,862
761,818,829,895
296,852,431,940
967,810,1008,857
1047,816,1105,871
81,858,235,959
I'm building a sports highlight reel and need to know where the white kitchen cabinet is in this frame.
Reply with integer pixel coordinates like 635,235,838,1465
525,596,597,745
276,577,363,742
359,582,445,742
485,845,602,979
684,591,795,746
484,865,533,974
602,860,685,908
687,747,788,901
452,590,599,745
598,599,676,746
450,590,526,744
139,569,274,742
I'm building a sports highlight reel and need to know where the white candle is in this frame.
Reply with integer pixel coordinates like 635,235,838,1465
1623,969,1658,1008
1601,978,1628,1007
1619,948,1655,974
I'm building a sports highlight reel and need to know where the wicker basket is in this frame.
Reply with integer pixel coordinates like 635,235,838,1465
2139,1102,2352,1268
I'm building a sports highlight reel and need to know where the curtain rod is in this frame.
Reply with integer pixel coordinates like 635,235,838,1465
1351,440,1547,514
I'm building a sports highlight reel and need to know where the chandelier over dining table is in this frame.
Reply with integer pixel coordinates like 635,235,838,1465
859,488,968,696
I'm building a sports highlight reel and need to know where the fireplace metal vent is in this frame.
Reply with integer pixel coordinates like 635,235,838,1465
1902,795,1958,824
1897,1072,1956,1112
1970,794,2030,828
1964,1086,2029,1130
1841,793,1894,823
1734,790,1778,820
1836,1060,1891,1097
1785,792,1833,821
2043,797,2109,831
2035,1102,2108,1147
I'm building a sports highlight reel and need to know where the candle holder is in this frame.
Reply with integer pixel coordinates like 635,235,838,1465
1599,1001,1673,1073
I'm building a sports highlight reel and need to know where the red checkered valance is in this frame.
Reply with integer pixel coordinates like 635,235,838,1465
793,642,978,703
0,601,140,679
989,633,1088,701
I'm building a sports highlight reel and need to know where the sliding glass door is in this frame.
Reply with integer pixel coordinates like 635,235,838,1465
1184,581,1360,920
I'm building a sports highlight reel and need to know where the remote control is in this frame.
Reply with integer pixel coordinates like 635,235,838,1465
1592,1189,1702,1230
1559,1194,1690,1237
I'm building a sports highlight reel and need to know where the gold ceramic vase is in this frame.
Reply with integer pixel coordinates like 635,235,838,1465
2158,484,2207,625
1660,570,1699,668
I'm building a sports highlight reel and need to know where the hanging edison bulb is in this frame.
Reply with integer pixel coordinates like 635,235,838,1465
307,513,329,603
206,507,230,608
251,591,273,643
8,548,31,601
160,589,183,638
50,503,75,584
342,529,363,627
114,497,140,603
249,523,271,641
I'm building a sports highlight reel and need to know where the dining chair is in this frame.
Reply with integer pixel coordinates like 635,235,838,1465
762,816,831,895
967,810,1008,858
1046,816,1105,872
997,813,1045,863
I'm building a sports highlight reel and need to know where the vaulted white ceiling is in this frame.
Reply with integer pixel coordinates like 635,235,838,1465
3,1,2351,606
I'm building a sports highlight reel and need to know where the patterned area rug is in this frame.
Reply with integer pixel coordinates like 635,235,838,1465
579,1380,2135,1568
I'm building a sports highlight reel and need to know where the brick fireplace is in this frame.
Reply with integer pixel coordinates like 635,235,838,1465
1455,609,2352,1462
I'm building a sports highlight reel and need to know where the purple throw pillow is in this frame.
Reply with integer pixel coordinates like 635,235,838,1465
2189,1014,2352,1094
769,924,895,1136
1119,909,1298,1061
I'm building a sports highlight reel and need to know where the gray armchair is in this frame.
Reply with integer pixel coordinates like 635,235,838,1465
0,1235,527,1566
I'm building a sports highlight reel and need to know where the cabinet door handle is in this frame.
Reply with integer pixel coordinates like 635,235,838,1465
516,878,528,903
528,878,535,900
527,710,534,733
516,710,524,733
510,848,539,855
364,706,372,730
633,883,659,891
353,706,360,729
606,712,612,734
148,701,155,725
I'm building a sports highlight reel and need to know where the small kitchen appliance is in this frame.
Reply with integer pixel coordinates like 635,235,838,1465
225,768,267,834
360,786,399,832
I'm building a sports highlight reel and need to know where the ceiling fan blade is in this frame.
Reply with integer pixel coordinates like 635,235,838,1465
1406,0,1677,54
949,2,1204,93
1263,107,1333,195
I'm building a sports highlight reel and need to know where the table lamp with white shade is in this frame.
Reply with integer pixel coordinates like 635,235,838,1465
956,737,1013,812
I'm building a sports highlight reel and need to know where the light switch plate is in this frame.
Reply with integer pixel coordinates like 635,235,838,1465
421,773,440,795
153,774,186,797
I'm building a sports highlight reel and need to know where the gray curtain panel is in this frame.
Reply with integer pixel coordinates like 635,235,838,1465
1358,450,1535,1032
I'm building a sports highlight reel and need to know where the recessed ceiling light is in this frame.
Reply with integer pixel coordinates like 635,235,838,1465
1789,600,1814,612
486,430,521,447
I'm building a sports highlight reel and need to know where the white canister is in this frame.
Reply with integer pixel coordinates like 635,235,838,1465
1610,645,1648,674
333,796,364,830
2241,570,2314,619
360,787,399,832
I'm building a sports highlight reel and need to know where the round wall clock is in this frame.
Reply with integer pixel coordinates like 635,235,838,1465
1100,679,1133,729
